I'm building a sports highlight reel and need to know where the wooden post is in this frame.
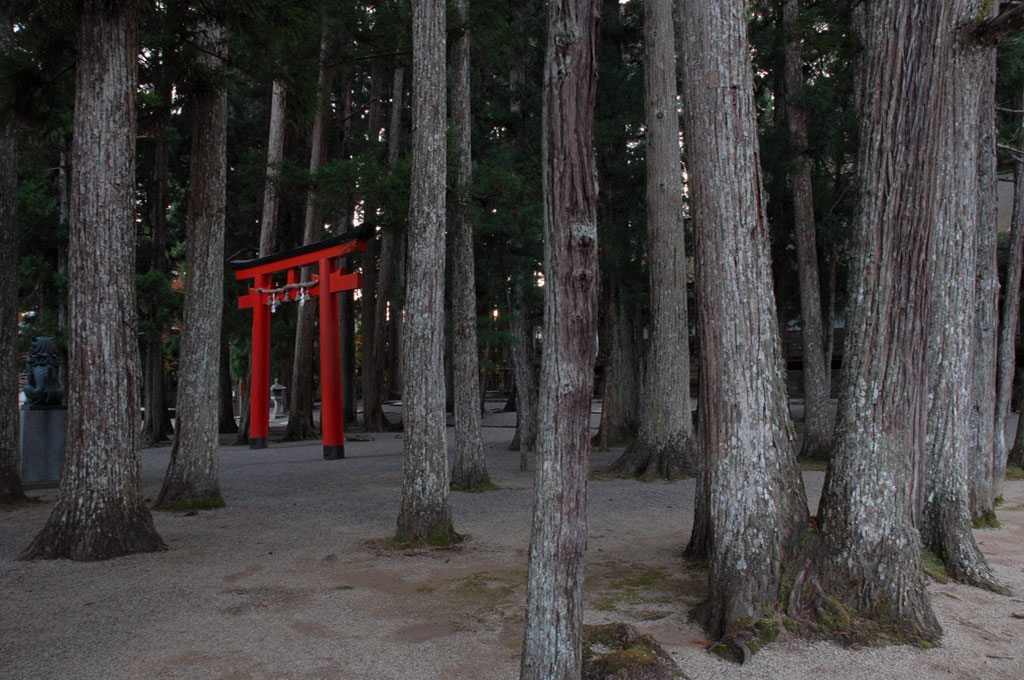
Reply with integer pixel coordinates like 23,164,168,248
319,258,344,459
249,272,271,448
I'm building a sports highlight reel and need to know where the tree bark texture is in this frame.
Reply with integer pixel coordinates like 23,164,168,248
784,0,833,460
612,0,695,478
595,283,640,449
970,37,999,516
449,0,490,491
921,18,999,590
259,80,286,258
0,11,24,502
519,0,599,677
1006,97,1024,471
812,1,974,642
286,36,333,441
678,0,808,639
395,0,457,545
155,19,229,509
361,64,387,431
508,278,538,469
21,1,164,559
141,72,174,446
218,325,237,434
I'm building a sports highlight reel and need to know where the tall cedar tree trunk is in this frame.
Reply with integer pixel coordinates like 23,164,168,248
21,1,164,559
155,19,228,509
678,0,808,639
970,37,1000,518
361,64,387,431
384,68,406,403
611,0,695,477
0,11,25,502
784,0,833,460
810,1,967,642
259,80,286,258
595,283,639,448
508,279,537,468
920,10,1001,590
449,0,490,491
1007,91,1024,471
218,324,237,434
388,231,407,399
395,0,457,545
336,76,359,424
519,0,599,677
141,72,174,446
365,66,405,425
286,36,332,441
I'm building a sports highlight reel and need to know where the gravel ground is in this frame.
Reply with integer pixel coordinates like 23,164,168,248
2,403,1023,680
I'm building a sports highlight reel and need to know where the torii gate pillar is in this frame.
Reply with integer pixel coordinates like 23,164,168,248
233,230,367,459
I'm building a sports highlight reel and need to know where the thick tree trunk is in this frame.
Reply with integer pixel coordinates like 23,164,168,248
678,0,808,640
811,1,971,643
0,12,24,502
21,1,164,559
395,0,457,546
519,0,599,677
155,19,228,510
921,20,1001,590
286,36,333,441
449,0,490,492
361,64,387,431
508,279,537,469
611,0,695,478
971,39,999,517
784,0,833,460
259,80,286,258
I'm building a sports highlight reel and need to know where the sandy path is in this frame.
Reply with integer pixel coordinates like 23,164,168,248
2,407,1023,680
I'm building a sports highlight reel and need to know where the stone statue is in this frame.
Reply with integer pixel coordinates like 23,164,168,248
23,337,64,407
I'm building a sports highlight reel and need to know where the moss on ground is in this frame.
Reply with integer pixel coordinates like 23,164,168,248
155,493,226,512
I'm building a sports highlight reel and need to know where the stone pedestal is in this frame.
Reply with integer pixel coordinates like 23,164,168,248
20,406,67,489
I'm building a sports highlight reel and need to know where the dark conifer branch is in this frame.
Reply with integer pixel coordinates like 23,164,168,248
972,3,1024,44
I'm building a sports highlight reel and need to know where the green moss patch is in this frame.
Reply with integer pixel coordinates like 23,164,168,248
920,547,950,584
583,623,683,679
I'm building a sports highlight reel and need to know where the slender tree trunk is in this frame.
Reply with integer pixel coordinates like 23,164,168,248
971,36,999,517
286,35,333,441
259,80,287,258
678,0,808,640
218,324,237,434
784,0,833,460
389,230,407,399
519,0,600,676
155,19,229,510
0,10,25,502
595,283,640,447
449,0,490,491
1006,133,1024,471
612,0,695,478
141,72,173,446
995,70,1024,487
361,63,387,431
395,0,457,546
508,279,537,468
21,1,164,559
810,1,972,643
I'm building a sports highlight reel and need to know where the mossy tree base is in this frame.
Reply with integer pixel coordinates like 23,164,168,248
583,623,685,679
609,437,694,480
20,496,166,562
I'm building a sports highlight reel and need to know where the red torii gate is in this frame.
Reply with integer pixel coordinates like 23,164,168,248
232,229,367,459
